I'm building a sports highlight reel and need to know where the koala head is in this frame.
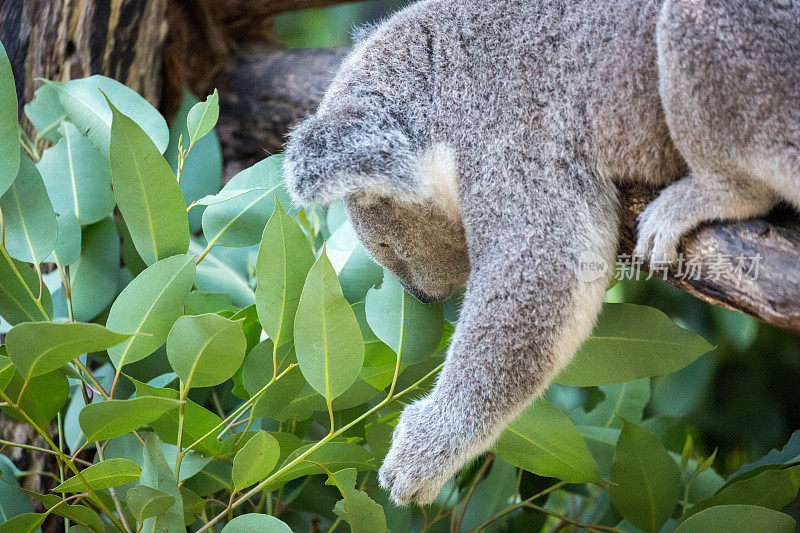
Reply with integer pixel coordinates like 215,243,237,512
284,102,470,302
344,194,469,303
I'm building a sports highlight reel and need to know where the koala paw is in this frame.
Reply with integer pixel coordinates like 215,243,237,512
378,401,453,506
634,196,685,265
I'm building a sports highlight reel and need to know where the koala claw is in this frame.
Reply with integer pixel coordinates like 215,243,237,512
634,198,683,265
378,401,452,506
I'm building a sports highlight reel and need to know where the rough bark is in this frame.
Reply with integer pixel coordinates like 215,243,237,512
0,0,168,135
218,46,800,334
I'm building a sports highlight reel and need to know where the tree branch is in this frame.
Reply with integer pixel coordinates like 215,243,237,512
218,45,800,334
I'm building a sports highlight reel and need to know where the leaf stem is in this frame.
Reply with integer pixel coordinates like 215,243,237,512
175,381,188,482
98,442,133,533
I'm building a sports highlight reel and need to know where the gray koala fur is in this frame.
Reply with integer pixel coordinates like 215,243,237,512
283,0,800,506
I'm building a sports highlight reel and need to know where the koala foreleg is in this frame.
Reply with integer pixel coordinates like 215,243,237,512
379,158,618,505
635,173,777,264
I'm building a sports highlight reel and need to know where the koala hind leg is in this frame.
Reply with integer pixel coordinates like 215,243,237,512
635,174,777,264
644,0,800,263
379,155,618,505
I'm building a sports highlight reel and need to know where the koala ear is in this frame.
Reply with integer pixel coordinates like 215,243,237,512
283,112,423,206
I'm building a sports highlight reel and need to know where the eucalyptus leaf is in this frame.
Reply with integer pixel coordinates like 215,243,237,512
0,42,19,196
53,458,141,493
684,465,800,519
674,505,795,533
190,239,255,308
166,313,246,389
45,75,168,155
37,121,115,225
2,368,69,429
609,421,682,533
325,468,388,533
78,396,178,442
139,434,184,533
125,486,176,526
201,155,293,248
165,89,222,232
46,212,81,266
0,247,52,325
186,89,219,146
556,304,713,386
263,441,374,491
255,200,314,348
0,455,34,525
572,379,650,429
294,249,365,401
5,322,129,380
494,397,601,483
327,221,383,302
365,270,443,366
69,217,119,321
221,514,292,533
106,254,196,370
107,97,189,265
24,82,66,143
0,150,57,264
232,431,280,492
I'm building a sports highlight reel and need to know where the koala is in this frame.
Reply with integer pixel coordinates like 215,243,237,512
284,0,800,505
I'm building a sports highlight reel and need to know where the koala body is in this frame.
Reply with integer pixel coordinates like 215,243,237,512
284,0,800,505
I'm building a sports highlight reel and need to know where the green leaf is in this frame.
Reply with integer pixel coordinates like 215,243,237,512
609,421,682,533
556,304,713,386
78,396,178,442
37,121,115,225
201,155,293,247
165,89,222,232
125,485,176,525
232,431,281,492
0,247,52,325
263,441,374,491
0,42,19,196
365,270,443,365
675,505,795,533
0,355,14,391
0,513,44,533
69,217,119,321
190,239,255,308
106,254,196,370
571,379,650,429
0,150,57,264
46,212,81,266
187,89,219,146
45,75,168,155
327,221,383,302
24,491,103,533
2,368,69,429
326,468,388,533
221,514,292,533
107,97,189,265
729,430,800,482
0,456,34,524
493,397,601,483
166,313,246,389
185,291,234,315
576,425,619,478
139,434,184,533
6,322,129,380
53,458,141,493
24,82,66,143
255,200,314,348
294,249,365,401
684,465,800,520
